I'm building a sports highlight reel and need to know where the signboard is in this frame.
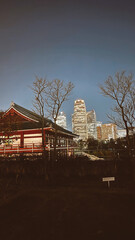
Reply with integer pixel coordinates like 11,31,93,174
102,177,115,188
102,177,115,182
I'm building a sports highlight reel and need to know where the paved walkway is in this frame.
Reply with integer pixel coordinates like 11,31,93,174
82,152,104,160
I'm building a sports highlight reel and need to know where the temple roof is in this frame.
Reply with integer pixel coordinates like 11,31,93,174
4,102,77,137
9,102,51,123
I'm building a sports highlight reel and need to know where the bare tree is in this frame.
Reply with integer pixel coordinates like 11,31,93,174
31,77,74,162
31,77,48,155
44,79,74,161
99,71,135,158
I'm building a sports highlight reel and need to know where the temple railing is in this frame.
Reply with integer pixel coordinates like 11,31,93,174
0,143,75,155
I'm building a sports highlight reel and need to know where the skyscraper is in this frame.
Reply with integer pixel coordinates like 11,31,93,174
56,111,67,129
101,123,117,140
87,110,97,139
72,99,88,140
96,121,102,140
96,122,117,141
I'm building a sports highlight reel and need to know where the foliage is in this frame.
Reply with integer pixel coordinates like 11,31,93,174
77,139,86,150
87,137,99,150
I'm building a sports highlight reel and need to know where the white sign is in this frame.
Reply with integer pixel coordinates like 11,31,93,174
102,177,115,188
102,177,115,182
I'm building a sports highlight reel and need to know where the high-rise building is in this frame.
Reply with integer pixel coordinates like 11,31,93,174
117,128,135,138
96,122,117,141
96,121,102,140
117,129,126,138
101,123,117,140
72,99,88,140
56,111,67,129
87,110,97,139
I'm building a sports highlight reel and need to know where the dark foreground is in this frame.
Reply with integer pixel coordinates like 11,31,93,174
0,179,135,240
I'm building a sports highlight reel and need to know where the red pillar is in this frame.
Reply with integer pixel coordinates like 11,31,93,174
20,132,24,147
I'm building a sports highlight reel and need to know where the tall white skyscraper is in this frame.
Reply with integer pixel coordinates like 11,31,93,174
72,99,88,140
87,110,97,139
56,111,67,129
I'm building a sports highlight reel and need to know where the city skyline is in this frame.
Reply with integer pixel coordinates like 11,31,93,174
72,98,117,141
1,0,135,129
2,99,116,135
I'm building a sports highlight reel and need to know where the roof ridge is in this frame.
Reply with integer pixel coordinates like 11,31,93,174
13,103,40,117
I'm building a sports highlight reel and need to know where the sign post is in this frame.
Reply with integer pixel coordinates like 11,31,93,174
102,177,115,188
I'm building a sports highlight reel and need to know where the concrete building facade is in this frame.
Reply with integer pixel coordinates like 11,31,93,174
101,123,117,141
56,111,67,129
117,129,126,138
87,110,97,139
96,121,102,140
72,99,88,140
72,99,117,141
117,128,135,138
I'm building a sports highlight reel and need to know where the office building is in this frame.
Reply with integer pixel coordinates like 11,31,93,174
101,123,117,141
72,99,88,140
87,110,97,139
56,111,67,129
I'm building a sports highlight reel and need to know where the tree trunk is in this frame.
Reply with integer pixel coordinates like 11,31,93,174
53,119,57,164
41,118,48,180
121,106,131,160
41,118,46,158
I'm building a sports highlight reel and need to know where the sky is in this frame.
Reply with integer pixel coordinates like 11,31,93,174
0,0,135,130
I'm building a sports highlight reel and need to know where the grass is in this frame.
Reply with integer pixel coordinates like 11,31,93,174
0,179,135,240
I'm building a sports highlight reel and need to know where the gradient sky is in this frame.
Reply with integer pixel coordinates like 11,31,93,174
0,0,135,130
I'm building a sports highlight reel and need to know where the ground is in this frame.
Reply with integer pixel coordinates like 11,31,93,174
0,179,135,240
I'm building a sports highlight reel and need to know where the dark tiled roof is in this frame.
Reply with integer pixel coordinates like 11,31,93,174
8,103,76,137
13,103,44,122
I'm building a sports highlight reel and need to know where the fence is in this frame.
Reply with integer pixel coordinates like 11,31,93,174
0,143,76,156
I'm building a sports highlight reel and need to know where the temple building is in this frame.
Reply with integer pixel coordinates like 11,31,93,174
0,102,76,155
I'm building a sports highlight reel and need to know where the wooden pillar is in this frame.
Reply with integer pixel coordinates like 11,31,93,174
43,129,46,149
48,139,50,161
20,132,24,148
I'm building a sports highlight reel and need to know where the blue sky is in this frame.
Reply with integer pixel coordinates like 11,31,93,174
0,0,135,130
